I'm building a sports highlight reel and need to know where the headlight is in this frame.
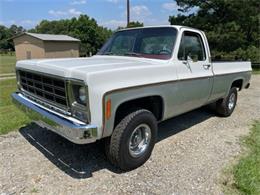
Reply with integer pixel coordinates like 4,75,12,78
72,85,87,106
71,83,90,123
79,86,86,104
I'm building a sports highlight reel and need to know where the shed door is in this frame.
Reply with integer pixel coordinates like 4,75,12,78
26,51,31,59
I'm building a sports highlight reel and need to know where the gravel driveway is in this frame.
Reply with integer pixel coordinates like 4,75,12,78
1,75,259,195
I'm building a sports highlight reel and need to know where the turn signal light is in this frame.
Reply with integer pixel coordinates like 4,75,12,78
106,99,111,120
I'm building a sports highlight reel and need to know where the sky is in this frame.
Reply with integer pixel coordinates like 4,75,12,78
0,0,188,30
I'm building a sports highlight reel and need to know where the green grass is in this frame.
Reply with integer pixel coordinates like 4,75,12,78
0,79,31,134
252,69,260,74
30,188,39,193
223,121,260,195
0,55,30,134
0,55,16,74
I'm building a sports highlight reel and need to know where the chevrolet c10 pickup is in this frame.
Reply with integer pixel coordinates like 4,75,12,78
12,25,252,170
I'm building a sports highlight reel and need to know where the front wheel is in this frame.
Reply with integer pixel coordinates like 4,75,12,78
105,109,158,170
216,87,238,117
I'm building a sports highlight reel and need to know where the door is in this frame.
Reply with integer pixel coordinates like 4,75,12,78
26,51,31,59
176,30,213,113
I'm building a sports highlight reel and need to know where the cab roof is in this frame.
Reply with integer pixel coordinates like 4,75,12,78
117,25,199,32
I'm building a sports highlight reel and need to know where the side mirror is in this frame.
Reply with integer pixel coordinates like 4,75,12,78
187,55,193,62
183,55,192,72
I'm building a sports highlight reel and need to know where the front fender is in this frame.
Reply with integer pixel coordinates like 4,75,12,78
102,87,166,138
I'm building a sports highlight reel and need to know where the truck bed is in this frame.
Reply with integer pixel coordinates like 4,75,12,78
212,61,252,76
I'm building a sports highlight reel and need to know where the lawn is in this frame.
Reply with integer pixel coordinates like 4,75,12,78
0,55,16,74
0,79,31,135
223,121,260,195
252,69,260,74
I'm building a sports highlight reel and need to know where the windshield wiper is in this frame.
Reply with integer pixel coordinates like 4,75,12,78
124,52,143,57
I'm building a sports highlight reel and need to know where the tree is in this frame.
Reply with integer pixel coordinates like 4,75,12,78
169,0,260,62
0,24,25,51
116,21,144,30
127,21,144,28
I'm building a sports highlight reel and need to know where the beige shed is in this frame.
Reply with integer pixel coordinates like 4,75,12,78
13,32,80,60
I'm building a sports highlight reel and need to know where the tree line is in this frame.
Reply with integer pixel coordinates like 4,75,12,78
0,0,259,62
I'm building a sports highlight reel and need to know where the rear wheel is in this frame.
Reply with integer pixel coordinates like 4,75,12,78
216,87,238,117
105,109,157,170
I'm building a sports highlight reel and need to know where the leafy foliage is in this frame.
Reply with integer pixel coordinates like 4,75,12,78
169,0,260,62
116,21,144,30
127,21,144,28
0,25,25,51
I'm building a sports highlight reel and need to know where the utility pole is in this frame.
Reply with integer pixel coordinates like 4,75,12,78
127,0,130,27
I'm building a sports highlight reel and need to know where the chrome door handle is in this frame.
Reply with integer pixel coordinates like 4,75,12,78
203,64,211,70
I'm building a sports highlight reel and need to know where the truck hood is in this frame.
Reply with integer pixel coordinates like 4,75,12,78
16,55,167,82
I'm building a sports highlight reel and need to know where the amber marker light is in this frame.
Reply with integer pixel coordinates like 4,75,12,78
106,99,111,120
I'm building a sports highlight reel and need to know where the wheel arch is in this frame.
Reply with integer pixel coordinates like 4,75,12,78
113,95,164,128
230,78,244,91
102,92,165,138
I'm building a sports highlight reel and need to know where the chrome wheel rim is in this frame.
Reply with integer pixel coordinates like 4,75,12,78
228,93,236,110
128,124,151,158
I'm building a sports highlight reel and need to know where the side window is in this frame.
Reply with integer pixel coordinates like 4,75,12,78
178,31,206,61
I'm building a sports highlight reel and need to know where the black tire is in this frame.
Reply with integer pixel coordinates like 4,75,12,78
216,87,238,117
105,109,158,170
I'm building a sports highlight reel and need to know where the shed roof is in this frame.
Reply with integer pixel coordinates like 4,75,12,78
13,32,80,42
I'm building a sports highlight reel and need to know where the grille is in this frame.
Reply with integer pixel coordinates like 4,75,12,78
19,70,68,108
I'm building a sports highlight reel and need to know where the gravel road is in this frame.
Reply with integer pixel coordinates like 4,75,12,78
0,75,259,195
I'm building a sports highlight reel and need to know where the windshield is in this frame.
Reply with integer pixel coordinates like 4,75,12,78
97,27,177,60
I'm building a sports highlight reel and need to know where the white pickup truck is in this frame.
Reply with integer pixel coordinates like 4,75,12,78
12,25,251,170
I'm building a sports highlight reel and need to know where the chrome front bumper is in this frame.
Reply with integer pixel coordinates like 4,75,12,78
12,92,98,144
